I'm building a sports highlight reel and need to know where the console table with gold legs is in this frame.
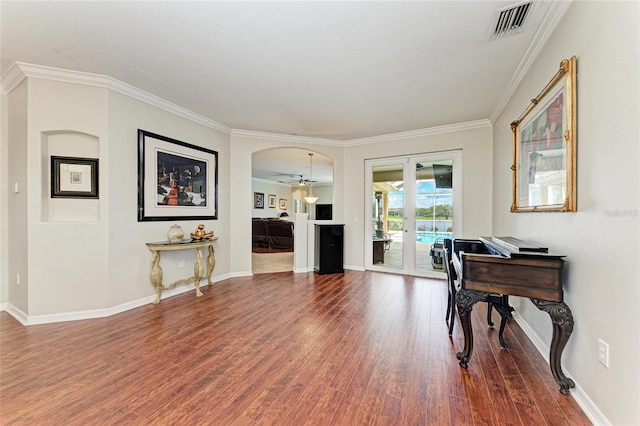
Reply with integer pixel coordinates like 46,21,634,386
145,237,218,304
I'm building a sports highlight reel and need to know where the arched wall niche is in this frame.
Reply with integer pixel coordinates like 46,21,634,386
41,130,100,222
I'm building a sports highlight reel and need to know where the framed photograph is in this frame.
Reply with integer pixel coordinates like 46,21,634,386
511,56,577,212
268,194,277,208
138,129,218,221
51,156,99,198
279,198,287,210
254,192,264,209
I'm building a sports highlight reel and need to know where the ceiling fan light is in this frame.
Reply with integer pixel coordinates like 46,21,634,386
304,196,319,204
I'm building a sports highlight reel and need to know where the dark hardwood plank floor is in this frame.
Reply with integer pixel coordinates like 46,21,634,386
0,271,590,425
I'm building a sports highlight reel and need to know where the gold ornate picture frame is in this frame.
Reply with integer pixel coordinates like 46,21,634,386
268,194,277,208
511,56,577,212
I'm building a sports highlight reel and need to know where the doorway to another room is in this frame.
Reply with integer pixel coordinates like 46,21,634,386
365,150,461,278
251,148,334,274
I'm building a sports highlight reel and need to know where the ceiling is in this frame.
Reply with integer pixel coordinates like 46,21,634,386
252,148,333,186
0,1,566,142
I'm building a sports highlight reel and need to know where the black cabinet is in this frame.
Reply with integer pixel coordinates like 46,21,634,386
314,224,344,274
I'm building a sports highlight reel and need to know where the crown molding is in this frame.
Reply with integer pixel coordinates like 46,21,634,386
231,128,342,146
3,62,493,144
0,62,30,93
489,0,573,123
106,77,231,134
343,119,492,146
233,120,491,146
0,62,232,135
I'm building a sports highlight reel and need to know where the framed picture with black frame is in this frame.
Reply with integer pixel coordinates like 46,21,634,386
254,192,265,209
138,129,218,221
51,156,99,199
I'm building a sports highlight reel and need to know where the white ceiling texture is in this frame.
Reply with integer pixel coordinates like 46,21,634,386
0,1,569,184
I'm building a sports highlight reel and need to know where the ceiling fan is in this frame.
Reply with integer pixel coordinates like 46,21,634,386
278,174,317,186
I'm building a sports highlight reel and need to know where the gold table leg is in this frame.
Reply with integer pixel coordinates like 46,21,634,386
150,250,163,304
193,247,204,297
146,239,217,303
206,245,215,286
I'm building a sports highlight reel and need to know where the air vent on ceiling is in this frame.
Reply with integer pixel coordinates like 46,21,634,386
491,1,532,39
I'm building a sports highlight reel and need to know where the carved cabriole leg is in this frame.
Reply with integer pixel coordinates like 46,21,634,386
206,244,215,286
193,247,204,297
487,303,494,327
530,298,576,395
492,301,514,349
150,250,163,304
455,289,488,368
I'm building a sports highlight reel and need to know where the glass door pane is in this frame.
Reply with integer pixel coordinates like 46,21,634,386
366,151,460,277
414,160,453,273
370,163,404,270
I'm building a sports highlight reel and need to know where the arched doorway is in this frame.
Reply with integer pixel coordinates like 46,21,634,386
251,148,334,273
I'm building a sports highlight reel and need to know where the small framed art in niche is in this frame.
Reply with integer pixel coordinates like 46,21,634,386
511,55,577,212
51,156,99,198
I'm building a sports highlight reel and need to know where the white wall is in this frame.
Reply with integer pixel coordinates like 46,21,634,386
492,2,639,424
0,89,7,307
107,90,230,308
0,73,231,319
342,124,494,268
26,79,110,315
3,80,28,313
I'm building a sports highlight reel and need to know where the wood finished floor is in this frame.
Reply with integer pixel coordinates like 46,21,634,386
0,271,590,425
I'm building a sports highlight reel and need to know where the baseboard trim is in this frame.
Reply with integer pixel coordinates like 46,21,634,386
512,311,610,426
1,273,235,326
344,265,366,272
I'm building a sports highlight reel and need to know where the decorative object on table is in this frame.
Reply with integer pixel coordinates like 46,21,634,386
137,129,218,222
167,224,185,243
510,56,577,213
190,224,214,240
51,156,99,199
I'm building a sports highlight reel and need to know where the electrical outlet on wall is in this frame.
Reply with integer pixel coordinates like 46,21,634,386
179,260,186,269
598,339,610,368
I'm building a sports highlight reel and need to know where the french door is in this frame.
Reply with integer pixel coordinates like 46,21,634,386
365,150,462,278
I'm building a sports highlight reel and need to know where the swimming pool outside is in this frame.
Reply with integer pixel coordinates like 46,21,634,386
416,231,452,245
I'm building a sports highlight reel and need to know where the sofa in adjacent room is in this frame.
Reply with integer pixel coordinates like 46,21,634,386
252,218,294,251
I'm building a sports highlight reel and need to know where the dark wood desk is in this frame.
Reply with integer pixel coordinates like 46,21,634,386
452,236,575,395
